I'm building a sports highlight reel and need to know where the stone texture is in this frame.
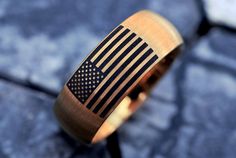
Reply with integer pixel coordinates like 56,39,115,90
192,28,236,70
0,80,108,158
0,80,60,158
169,64,236,158
203,0,236,28
119,99,177,158
0,0,236,158
155,28,236,158
0,0,202,92
0,25,99,92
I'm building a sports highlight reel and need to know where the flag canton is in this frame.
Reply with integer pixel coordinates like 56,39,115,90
67,60,105,104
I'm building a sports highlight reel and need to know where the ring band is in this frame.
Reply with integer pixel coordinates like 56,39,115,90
54,10,183,144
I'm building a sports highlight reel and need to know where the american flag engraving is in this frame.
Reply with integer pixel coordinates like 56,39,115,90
67,25,158,118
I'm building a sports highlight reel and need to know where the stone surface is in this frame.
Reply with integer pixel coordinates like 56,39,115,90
0,0,236,158
0,80,108,158
169,64,236,158
0,80,59,157
119,97,177,158
192,28,236,70
0,25,99,92
203,0,236,28
152,29,236,157
0,0,202,92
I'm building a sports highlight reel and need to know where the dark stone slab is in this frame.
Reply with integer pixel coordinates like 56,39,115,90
0,80,108,158
0,24,99,92
192,28,236,70
0,0,201,93
119,98,177,158
168,63,236,158
0,0,202,39
3,1,236,158
0,80,70,158
154,28,236,157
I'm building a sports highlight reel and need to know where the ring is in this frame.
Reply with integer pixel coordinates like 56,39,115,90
54,10,183,144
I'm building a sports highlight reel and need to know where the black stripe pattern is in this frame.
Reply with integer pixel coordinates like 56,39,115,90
87,25,124,61
67,25,158,118
100,55,158,118
92,46,151,113
93,28,130,65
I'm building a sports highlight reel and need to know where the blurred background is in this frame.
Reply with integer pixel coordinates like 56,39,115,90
0,0,236,158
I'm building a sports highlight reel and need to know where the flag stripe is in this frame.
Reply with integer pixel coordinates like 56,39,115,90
86,40,145,109
88,25,123,60
96,31,134,68
93,48,154,113
93,28,130,65
98,33,136,69
100,55,158,118
101,36,141,72
96,52,155,114
91,27,125,62
85,41,146,110
104,41,147,74
84,41,144,108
